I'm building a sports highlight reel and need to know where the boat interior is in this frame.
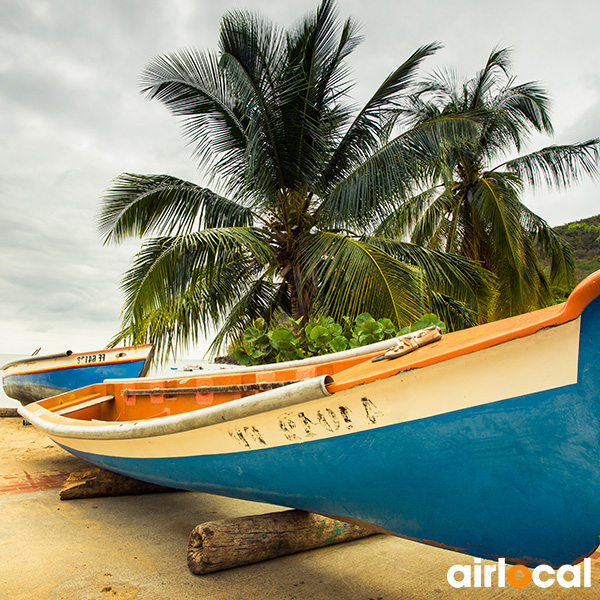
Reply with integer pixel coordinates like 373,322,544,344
35,350,372,423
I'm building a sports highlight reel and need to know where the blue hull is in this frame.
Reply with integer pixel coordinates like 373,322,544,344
67,385,599,567
59,299,600,567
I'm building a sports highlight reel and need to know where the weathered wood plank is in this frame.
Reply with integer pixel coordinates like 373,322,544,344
0,407,20,418
187,509,377,575
123,380,299,396
59,466,181,500
54,395,114,416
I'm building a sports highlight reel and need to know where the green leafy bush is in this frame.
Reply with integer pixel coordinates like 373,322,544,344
233,313,445,366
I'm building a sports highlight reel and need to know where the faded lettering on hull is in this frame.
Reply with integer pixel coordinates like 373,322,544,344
228,397,383,449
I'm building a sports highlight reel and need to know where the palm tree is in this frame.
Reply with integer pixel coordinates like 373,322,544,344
387,48,599,319
98,0,491,358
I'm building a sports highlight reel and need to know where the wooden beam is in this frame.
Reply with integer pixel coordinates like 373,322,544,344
123,380,299,396
54,395,115,416
48,391,111,414
0,407,19,418
59,466,181,500
187,509,377,575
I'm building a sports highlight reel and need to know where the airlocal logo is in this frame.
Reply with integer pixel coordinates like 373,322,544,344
447,558,592,589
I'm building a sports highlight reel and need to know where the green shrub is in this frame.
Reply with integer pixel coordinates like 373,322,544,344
233,313,445,366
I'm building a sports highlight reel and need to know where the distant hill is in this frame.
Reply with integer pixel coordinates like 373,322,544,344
554,214,600,283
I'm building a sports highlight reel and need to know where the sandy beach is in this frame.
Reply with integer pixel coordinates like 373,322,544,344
2,415,600,599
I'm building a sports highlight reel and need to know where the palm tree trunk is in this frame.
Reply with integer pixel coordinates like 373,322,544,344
286,264,313,323
289,275,304,322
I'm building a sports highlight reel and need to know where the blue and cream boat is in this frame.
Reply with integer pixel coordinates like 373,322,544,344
18,272,600,568
2,344,154,405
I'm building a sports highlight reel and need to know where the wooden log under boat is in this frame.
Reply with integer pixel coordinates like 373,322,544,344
187,510,377,575
60,466,180,500
0,407,20,418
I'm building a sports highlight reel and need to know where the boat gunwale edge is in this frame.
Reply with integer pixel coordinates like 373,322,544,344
18,374,333,441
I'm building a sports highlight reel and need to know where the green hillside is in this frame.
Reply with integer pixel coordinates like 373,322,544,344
554,214,600,283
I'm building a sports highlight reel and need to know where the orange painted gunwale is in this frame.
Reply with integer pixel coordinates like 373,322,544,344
327,271,600,393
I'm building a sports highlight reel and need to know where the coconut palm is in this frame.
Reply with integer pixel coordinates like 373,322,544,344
98,0,492,358
387,48,599,319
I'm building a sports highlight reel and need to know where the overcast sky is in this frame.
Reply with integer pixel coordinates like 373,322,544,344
1,0,598,357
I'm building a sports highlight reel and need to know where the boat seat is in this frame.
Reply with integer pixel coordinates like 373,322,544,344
54,395,115,416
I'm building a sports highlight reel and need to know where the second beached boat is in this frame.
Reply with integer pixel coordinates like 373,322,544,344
19,272,600,568
2,344,154,404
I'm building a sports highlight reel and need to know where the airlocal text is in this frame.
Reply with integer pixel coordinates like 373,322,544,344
447,558,591,588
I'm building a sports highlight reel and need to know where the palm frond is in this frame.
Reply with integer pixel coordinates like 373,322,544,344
472,175,524,269
119,228,275,325
493,81,554,139
470,47,512,107
408,190,458,250
140,48,248,186
309,1,363,104
502,139,600,190
519,204,574,287
98,174,254,243
218,10,290,196
373,186,442,239
364,236,494,311
207,277,291,356
427,291,479,331
316,112,482,229
297,232,426,325
469,175,563,317
280,0,362,190
318,42,441,191
110,258,254,361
